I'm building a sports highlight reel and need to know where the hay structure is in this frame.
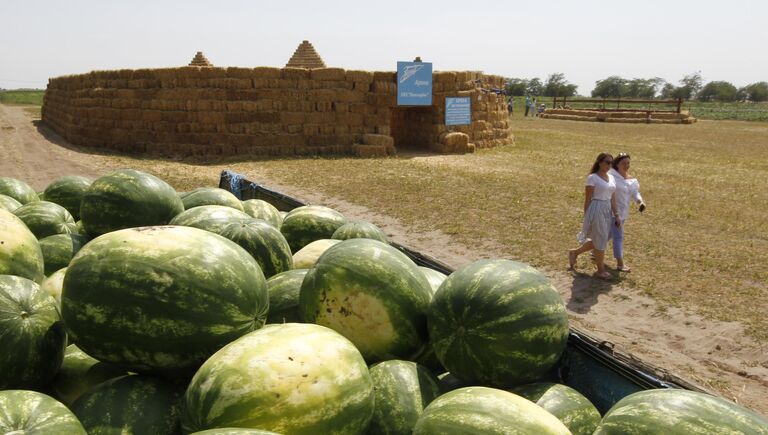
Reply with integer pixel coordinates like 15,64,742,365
188,52,212,67
540,108,696,124
286,40,326,69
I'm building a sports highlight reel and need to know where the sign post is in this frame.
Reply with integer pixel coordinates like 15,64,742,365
445,97,471,126
396,61,433,106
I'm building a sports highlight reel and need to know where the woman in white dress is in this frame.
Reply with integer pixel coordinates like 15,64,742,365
568,153,622,279
609,153,646,272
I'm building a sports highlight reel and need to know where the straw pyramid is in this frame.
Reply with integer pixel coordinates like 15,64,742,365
189,51,212,67
285,40,326,69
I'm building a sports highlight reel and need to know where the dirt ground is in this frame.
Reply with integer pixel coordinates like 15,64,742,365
1,104,765,414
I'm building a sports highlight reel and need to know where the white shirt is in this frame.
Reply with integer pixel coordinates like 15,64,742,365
609,168,643,221
585,173,616,201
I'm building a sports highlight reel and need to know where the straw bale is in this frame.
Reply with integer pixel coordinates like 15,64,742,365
443,132,469,148
345,70,374,84
352,144,387,158
282,68,310,80
362,134,394,148
605,118,646,124
251,67,282,79
372,71,396,82
310,68,346,81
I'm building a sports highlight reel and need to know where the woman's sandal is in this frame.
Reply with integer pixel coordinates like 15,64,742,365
568,251,577,270
593,271,612,280
617,265,631,272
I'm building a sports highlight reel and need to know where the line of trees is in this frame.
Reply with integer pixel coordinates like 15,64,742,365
505,73,578,98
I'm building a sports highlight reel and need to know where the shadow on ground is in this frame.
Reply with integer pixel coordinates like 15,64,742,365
566,270,618,314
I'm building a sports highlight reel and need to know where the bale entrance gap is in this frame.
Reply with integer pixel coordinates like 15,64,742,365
389,106,437,150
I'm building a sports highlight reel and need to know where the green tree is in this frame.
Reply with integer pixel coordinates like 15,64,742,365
542,73,578,97
744,81,768,102
505,78,529,96
677,72,703,100
625,78,665,98
526,78,543,96
591,76,627,98
698,81,738,102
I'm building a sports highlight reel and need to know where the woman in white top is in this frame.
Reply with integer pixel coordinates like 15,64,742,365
568,153,622,279
609,153,646,272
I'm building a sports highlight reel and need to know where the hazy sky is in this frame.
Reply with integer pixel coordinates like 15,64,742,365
1,0,766,94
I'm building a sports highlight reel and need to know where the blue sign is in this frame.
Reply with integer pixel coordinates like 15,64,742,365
397,61,433,106
445,97,471,125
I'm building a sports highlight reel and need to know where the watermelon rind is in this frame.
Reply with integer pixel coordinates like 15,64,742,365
217,218,293,278
418,266,447,295
241,199,283,228
0,209,45,283
0,177,39,204
266,269,309,324
170,205,251,233
13,200,78,239
182,187,244,211
292,239,341,269
42,176,92,220
280,205,347,252
0,390,86,434
331,220,389,243
39,233,87,276
368,360,440,435
191,428,281,435
511,382,601,435
50,344,126,407
0,193,22,212
41,267,67,305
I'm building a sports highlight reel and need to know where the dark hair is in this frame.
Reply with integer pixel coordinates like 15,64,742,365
612,152,631,170
590,152,613,174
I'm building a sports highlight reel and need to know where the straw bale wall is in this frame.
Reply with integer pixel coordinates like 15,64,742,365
42,67,513,156
540,108,696,124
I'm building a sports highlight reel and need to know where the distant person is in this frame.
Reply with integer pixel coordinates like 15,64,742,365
532,97,538,117
609,153,646,272
507,97,514,115
524,95,531,117
538,103,546,115
568,152,621,280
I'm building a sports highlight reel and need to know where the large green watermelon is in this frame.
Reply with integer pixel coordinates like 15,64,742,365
242,199,283,228
292,239,341,269
182,187,244,211
51,344,126,407
0,193,22,212
79,169,184,236
428,259,569,387
61,226,269,376
413,387,570,434
72,374,185,435
0,275,66,389
331,220,389,243
300,239,432,362
0,390,86,434
182,323,374,434
0,177,39,204
418,266,447,295
13,200,78,239
43,176,92,220
170,204,251,233
218,219,293,278
41,267,67,305
39,233,88,276
511,382,601,435
0,209,44,282
192,429,281,435
265,269,309,323
368,360,440,435
280,205,347,252
594,389,768,434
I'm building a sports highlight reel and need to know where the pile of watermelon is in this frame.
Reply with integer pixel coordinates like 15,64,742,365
0,170,766,435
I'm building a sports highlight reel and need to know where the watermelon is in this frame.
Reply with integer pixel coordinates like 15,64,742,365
265,269,309,323
192,429,281,435
0,275,66,389
182,187,244,211
182,323,374,434
418,266,447,294
61,226,269,376
72,374,185,435
0,193,22,212
242,199,283,228
368,360,440,435
280,205,347,252
79,169,184,236
0,209,45,282
39,233,87,275
41,267,67,305
0,390,86,434
427,259,569,387
331,220,389,243
0,176,39,204
292,239,341,269
51,344,126,407
412,344,445,374
413,387,570,434
13,200,78,239
594,389,768,434
42,176,92,220
299,238,432,362
218,219,293,278
170,204,251,233
511,382,601,435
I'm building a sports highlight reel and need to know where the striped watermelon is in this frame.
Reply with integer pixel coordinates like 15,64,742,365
191,429,281,435
218,219,293,278
13,200,78,239
0,209,44,283
511,382,601,435
0,390,86,434
292,239,341,269
594,389,768,434
412,344,445,374
0,177,39,204
0,275,66,389
79,169,184,237
41,267,67,305
0,193,22,212
181,323,374,434
182,187,244,211
170,205,251,233
413,387,570,434
72,374,185,435
242,199,283,228
42,176,92,220
418,266,447,294
265,269,309,324
299,238,432,362
280,205,347,252
368,360,440,435
331,220,389,243
51,344,125,407
427,259,569,387
39,233,87,275
61,226,269,377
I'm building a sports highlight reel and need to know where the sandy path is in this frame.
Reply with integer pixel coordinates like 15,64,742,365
1,104,766,414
